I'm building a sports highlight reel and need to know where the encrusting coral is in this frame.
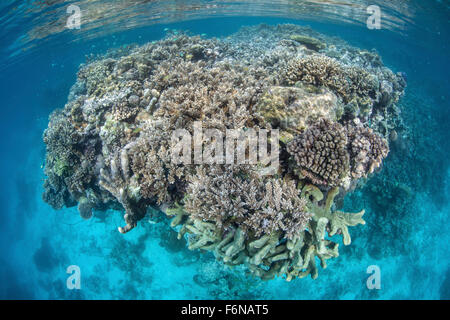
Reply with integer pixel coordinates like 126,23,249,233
289,34,326,51
42,24,405,280
255,85,343,142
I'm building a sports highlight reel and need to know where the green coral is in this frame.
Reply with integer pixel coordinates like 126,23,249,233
53,156,71,177
307,186,365,247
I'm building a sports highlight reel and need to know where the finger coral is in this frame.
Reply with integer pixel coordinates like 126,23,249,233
166,184,363,280
287,119,389,188
287,119,350,187
42,24,405,281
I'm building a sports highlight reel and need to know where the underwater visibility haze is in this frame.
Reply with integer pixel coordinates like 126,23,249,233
0,0,449,300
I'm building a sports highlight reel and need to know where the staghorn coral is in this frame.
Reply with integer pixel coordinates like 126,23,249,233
42,24,405,281
152,59,269,131
128,119,190,205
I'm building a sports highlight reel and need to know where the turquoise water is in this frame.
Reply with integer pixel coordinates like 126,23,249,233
0,1,449,299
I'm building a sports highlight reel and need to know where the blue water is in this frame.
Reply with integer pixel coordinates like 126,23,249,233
0,2,449,299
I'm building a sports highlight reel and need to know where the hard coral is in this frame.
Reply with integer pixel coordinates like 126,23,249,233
347,123,389,180
166,184,364,281
184,165,311,240
283,55,378,107
42,24,404,281
287,119,389,188
289,34,326,51
128,119,190,205
255,85,343,141
287,119,350,186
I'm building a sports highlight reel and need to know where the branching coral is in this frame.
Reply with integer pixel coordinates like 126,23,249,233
99,150,146,233
283,55,378,107
128,119,190,204
287,119,389,188
184,165,311,240
42,24,404,281
152,60,268,131
287,119,350,186
166,183,364,280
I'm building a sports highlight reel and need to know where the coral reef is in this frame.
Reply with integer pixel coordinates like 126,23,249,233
255,85,343,141
42,24,405,280
287,119,350,187
283,55,378,107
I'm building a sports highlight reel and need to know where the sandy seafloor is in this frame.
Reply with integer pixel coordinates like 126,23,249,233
0,17,449,299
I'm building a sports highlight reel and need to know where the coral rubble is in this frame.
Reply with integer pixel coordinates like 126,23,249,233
42,24,405,280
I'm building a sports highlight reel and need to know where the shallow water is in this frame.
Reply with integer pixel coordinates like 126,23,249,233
0,1,449,299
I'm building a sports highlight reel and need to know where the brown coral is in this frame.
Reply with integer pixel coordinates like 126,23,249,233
111,99,140,122
41,25,403,279
287,119,389,187
287,119,350,186
347,123,389,179
128,119,190,205
152,60,269,131
283,55,377,105
184,165,311,240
